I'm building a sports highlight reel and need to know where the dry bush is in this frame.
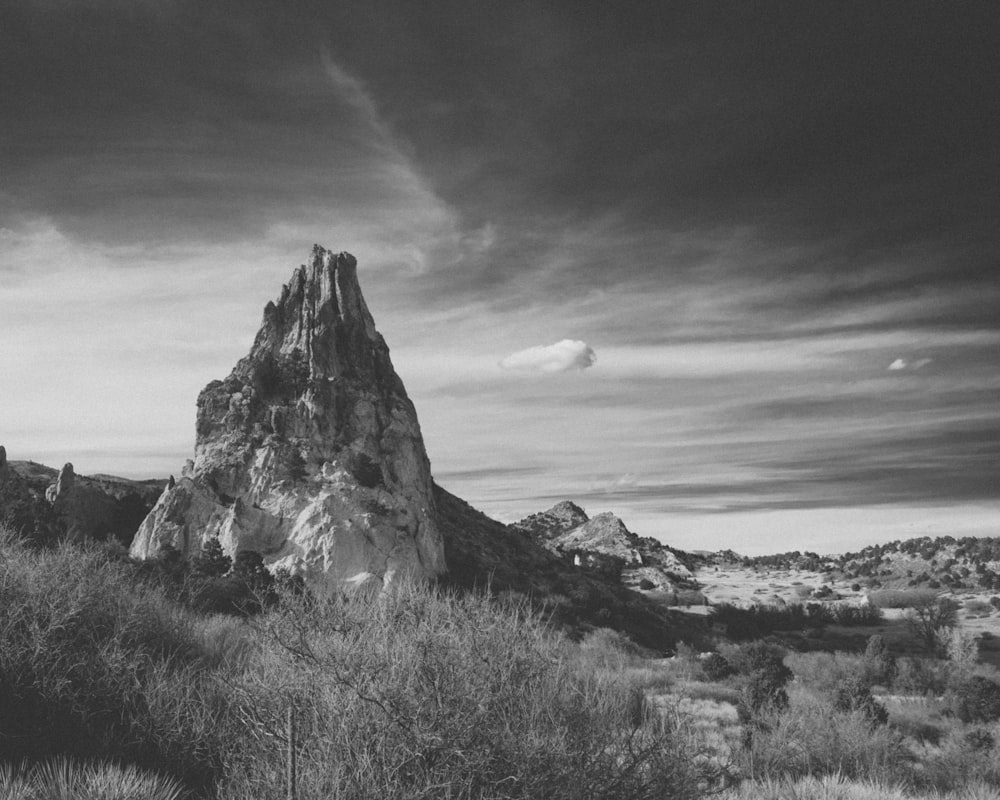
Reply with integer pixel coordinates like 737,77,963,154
885,697,948,745
912,726,1000,793
0,529,235,792
785,651,867,695
894,656,951,695
223,581,708,800
738,692,909,784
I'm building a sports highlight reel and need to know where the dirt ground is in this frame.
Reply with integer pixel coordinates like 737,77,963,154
689,565,1000,664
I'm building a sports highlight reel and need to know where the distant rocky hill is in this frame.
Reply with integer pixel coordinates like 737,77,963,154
736,536,1000,593
435,486,705,650
0,447,163,543
513,502,699,594
131,246,444,594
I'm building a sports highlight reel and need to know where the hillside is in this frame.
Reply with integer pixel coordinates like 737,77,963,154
435,484,705,651
734,535,1000,593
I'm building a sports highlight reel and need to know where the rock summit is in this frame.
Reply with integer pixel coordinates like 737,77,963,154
130,246,445,592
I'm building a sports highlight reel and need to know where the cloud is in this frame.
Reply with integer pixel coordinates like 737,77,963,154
499,339,596,373
889,357,933,371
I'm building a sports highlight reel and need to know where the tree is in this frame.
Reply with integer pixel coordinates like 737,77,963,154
192,536,231,578
940,626,979,676
736,642,793,724
862,634,897,687
904,593,959,654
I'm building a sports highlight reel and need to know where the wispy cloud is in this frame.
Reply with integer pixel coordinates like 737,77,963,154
499,340,596,373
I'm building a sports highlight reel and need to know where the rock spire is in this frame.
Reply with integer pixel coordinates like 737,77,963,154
131,246,445,591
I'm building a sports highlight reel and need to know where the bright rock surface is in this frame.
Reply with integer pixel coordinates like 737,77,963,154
131,246,445,592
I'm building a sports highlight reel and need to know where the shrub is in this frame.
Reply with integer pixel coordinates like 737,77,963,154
225,581,707,800
786,651,867,695
735,643,793,726
702,652,733,681
351,452,384,488
738,694,909,783
0,532,233,792
963,727,995,751
949,675,1000,723
829,602,882,625
965,599,994,616
916,726,1000,793
893,656,949,695
833,676,889,726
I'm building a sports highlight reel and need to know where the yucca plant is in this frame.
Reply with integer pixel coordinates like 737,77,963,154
0,757,184,800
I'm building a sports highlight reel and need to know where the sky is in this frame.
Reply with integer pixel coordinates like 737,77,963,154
1,1,998,554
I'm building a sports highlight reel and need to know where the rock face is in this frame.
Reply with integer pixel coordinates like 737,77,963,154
514,502,694,592
130,246,445,592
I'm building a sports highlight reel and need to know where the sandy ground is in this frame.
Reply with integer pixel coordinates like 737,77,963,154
695,566,869,607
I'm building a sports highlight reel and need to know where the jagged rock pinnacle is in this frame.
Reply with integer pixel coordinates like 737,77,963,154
131,246,445,591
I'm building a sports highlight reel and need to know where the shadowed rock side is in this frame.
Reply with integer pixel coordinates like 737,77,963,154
130,246,445,593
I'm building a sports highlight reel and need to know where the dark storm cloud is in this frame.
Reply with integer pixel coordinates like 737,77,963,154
308,2,1000,306
3,0,998,529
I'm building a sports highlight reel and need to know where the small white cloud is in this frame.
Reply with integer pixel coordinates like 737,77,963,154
889,357,933,372
500,339,597,373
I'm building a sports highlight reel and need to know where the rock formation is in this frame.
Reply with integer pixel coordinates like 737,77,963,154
45,462,75,503
514,502,695,592
0,445,7,481
1,455,162,543
130,245,445,592
513,500,588,542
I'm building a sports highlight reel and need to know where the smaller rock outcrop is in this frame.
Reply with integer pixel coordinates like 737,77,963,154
0,456,162,543
0,445,8,481
45,463,75,503
514,502,695,593
513,501,588,541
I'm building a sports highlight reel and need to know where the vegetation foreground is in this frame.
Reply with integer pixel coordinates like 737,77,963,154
2,527,1000,799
